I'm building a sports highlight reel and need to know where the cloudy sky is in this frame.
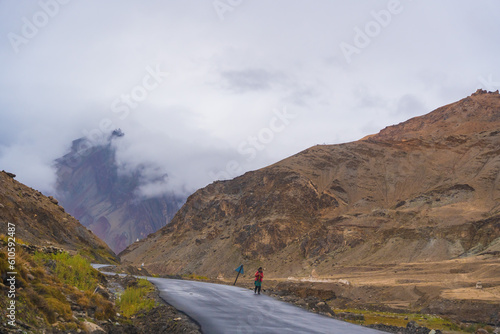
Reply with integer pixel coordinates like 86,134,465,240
1,0,499,197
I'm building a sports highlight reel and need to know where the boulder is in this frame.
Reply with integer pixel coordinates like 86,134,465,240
48,196,59,205
475,329,489,334
94,284,110,299
82,321,106,333
2,171,16,178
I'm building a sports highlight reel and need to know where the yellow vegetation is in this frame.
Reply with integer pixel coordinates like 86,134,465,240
116,278,157,317
332,308,494,333
0,238,117,332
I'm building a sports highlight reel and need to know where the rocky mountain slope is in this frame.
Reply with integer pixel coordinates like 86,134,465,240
0,170,116,263
0,170,199,334
121,90,500,280
55,132,185,253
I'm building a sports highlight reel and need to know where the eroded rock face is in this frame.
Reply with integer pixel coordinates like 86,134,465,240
122,91,500,278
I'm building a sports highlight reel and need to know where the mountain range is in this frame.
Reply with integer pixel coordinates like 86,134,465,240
121,90,500,279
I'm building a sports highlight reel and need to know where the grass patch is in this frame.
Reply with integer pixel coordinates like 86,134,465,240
183,273,209,280
34,252,101,291
460,323,496,333
0,246,76,329
0,242,119,332
77,246,119,265
333,308,463,332
0,234,27,245
91,293,116,320
117,279,157,317
334,308,496,333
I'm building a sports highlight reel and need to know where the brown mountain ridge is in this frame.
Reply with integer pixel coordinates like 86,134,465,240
121,90,500,281
0,170,117,263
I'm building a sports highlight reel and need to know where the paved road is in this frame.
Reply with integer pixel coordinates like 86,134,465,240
148,277,386,334
92,264,116,270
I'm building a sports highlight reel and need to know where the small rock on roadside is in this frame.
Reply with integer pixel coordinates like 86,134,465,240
475,329,489,334
82,320,106,334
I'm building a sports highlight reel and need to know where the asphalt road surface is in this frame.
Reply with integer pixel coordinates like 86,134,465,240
148,277,387,334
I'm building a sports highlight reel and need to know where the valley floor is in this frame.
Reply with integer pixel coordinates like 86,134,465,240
212,255,500,333
113,254,499,333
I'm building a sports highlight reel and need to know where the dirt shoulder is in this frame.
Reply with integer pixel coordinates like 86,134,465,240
101,273,201,334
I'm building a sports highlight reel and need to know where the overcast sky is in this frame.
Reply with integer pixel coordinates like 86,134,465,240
1,0,499,197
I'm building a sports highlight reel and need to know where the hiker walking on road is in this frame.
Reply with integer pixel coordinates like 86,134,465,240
254,267,264,294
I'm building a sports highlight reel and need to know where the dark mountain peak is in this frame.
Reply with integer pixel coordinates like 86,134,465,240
54,136,186,253
111,128,125,138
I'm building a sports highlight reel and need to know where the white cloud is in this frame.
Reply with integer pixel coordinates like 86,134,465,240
1,0,499,195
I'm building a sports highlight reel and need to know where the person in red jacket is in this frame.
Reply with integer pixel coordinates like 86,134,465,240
254,267,264,294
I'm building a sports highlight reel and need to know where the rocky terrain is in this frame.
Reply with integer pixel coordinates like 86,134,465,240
121,90,500,326
99,274,201,334
55,131,185,253
0,170,116,263
0,171,117,332
0,169,199,333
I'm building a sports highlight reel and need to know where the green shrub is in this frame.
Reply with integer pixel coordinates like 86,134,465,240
26,287,51,316
117,279,157,317
33,282,66,300
31,267,46,279
91,293,116,320
1,246,118,330
34,252,100,291
45,297,72,322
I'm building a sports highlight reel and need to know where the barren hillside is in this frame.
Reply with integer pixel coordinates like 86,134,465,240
0,170,117,263
121,90,500,281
